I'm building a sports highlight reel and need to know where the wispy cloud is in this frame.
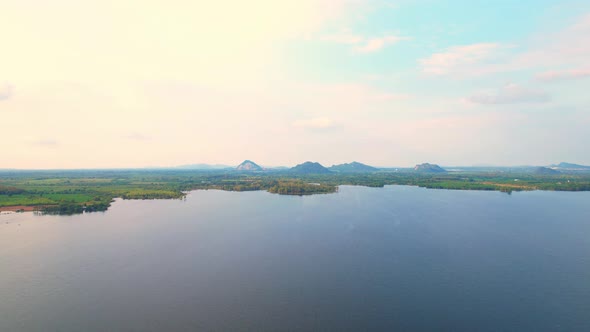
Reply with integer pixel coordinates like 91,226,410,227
301,83,409,103
511,14,590,74
293,117,337,130
322,31,408,54
320,32,363,44
420,13,590,78
419,43,507,75
466,83,550,105
353,35,407,53
125,133,152,141
536,68,590,82
32,139,59,147
0,84,13,101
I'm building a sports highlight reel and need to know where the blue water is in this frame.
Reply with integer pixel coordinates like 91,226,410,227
1,186,590,331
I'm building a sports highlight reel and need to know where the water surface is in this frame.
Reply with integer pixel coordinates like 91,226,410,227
1,186,590,331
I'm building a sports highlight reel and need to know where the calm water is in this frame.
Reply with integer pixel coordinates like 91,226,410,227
1,186,590,331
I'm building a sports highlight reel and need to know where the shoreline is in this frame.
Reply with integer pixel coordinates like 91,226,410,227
0,206,37,212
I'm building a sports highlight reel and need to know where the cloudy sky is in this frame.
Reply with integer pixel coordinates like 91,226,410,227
1,0,589,168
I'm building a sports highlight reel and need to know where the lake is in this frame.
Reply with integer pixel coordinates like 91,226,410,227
1,185,590,331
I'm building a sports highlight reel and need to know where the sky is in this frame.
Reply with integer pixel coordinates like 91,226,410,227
1,0,589,169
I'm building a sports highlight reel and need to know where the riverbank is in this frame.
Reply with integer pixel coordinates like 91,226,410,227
0,205,37,212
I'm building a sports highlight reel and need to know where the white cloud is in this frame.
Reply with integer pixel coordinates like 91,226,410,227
466,83,550,105
322,31,408,54
510,14,590,74
293,117,337,130
419,43,507,75
536,68,590,82
320,32,364,44
419,13,590,77
0,0,363,87
32,139,59,147
353,35,407,53
0,84,13,101
125,133,152,141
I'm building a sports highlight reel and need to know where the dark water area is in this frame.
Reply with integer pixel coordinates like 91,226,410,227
1,186,590,331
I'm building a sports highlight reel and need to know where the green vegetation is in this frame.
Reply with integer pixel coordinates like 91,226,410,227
1,169,589,215
0,184,25,195
267,180,335,195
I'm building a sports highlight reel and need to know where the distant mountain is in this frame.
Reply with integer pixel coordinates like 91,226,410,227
329,161,378,173
176,163,231,170
414,163,446,173
553,162,590,170
535,167,560,175
236,160,263,171
290,161,331,174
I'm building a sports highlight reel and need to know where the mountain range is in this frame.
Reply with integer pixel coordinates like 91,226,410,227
164,161,590,174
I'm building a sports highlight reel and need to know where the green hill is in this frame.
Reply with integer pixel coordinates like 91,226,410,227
236,160,263,171
290,162,331,174
329,161,378,173
414,163,446,173
534,167,560,175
